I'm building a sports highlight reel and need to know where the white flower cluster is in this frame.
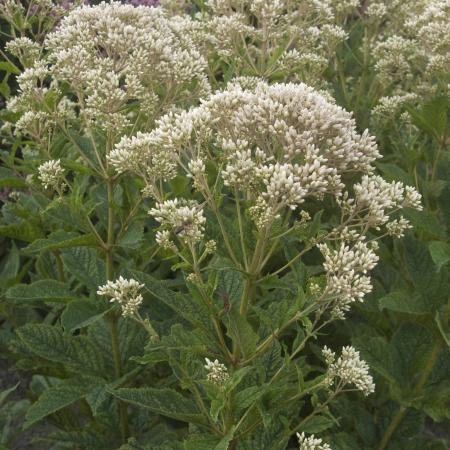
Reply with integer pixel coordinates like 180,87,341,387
204,357,229,385
318,240,378,318
108,131,178,181
352,175,422,227
297,432,332,450
123,81,380,227
7,2,209,137
97,276,144,318
370,0,450,122
5,37,41,67
149,199,206,244
322,346,375,396
37,159,65,191
180,0,358,85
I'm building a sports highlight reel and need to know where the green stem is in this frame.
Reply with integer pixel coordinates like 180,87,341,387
105,177,129,442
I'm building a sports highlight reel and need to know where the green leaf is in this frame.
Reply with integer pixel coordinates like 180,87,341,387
25,377,104,428
68,131,102,171
406,96,449,140
184,434,221,450
390,323,434,383
435,311,450,347
403,209,445,239
215,426,235,450
0,242,20,282
300,415,335,434
0,61,21,75
6,279,76,304
16,324,105,376
0,221,43,242
353,336,397,384
61,247,106,289
118,222,144,249
377,163,413,185
428,241,450,271
378,291,430,314
135,272,211,330
110,388,205,423
0,382,20,406
403,235,448,308
225,307,258,359
22,230,97,255
61,300,111,333
0,168,28,188
215,262,244,306
234,386,262,410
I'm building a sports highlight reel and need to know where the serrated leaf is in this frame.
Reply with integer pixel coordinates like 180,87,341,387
68,131,102,171
378,291,430,314
300,415,334,434
118,222,144,249
110,388,205,423
22,230,97,255
25,377,104,428
403,209,445,239
61,247,106,289
428,241,450,271
225,307,258,359
6,279,76,304
135,272,211,330
184,434,221,450
0,221,43,242
16,324,105,376
61,300,110,332
216,264,244,305
390,323,434,383
406,96,449,139
353,336,397,384
215,426,235,450
377,163,413,185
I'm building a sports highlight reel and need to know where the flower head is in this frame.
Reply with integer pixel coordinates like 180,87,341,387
97,276,144,318
322,346,375,396
204,357,229,385
297,432,332,450
37,159,65,191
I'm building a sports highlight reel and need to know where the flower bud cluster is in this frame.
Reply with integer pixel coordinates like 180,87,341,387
322,346,375,396
149,199,206,244
97,276,144,318
297,432,332,450
37,159,65,191
6,1,209,137
318,240,378,317
370,0,450,124
352,175,422,227
204,358,229,385
181,0,358,85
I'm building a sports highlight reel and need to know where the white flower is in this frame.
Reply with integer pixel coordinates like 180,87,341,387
318,240,379,316
297,432,332,450
322,346,375,396
37,159,65,191
386,216,412,237
149,199,206,244
204,357,229,385
97,276,144,318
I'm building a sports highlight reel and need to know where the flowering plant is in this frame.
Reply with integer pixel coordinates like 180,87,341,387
0,1,448,450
